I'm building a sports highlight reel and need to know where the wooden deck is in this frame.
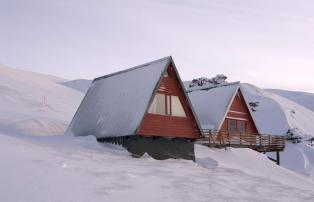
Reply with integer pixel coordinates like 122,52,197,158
197,130,285,152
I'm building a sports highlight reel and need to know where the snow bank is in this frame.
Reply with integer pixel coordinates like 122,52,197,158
274,142,314,179
1,134,314,202
0,64,84,135
195,144,313,190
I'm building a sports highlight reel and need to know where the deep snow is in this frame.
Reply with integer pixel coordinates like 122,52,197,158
1,133,314,202
0,64,83,135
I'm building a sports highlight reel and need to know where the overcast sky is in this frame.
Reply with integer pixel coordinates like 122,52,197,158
1,0,314,92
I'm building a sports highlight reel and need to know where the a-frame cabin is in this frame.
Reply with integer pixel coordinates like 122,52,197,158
66,56,202,160
186,82,259,134
187,82,285,164
219,87,259,134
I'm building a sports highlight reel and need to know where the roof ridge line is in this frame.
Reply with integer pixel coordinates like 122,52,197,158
94,56,171,82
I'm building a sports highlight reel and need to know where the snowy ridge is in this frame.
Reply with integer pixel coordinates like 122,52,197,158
241,83,314,138
0,64,84,135
267,89,314,112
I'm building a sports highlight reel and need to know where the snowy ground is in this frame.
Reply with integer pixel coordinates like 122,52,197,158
1,65,314,201
1,133,314,202
0,64,83,135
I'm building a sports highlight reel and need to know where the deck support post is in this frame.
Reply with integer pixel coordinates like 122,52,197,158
276,151,280,165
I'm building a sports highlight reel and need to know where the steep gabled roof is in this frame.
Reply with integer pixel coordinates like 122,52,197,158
186,82,260,133
66,56,202,138
66,57,171,138
187,83,240,130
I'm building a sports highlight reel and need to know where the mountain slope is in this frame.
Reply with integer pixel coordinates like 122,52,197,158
267,89,314,112
0,64,84,135
242,83,314,138
241,83,314,178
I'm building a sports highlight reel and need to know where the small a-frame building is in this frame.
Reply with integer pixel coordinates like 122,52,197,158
187,82,285,165
186,82,259,134
66,56,202,160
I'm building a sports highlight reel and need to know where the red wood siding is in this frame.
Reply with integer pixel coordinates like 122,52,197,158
220,89,258,134
138,65,201,139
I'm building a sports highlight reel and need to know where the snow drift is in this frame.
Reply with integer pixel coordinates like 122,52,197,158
0,64,83,135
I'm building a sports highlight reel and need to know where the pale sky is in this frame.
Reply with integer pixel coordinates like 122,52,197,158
1,0,314,92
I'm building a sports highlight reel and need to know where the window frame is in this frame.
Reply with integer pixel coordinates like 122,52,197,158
227,118,248,134
148,93,187,118
170,95,187,117
228,119,237,133
238,120,246,134
147,93,166,115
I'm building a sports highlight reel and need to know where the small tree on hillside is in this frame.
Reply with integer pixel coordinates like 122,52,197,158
285,128,302,143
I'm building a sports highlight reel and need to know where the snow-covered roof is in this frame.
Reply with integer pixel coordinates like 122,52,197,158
187,83,240,130
66,57,172,138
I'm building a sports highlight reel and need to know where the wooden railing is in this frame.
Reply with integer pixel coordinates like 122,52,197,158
197,130,285,152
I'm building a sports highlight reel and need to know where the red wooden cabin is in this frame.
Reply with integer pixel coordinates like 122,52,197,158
188,82,285,165
219,88,258,134
187,82,259,135
66,56,202,160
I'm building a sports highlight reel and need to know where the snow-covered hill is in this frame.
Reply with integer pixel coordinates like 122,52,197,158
1,133,314,202
0,64,83,135
242,84,314,138
241,83,314,178
266,89,314,112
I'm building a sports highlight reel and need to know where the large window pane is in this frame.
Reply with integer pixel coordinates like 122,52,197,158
228,119,237,133
238,121,246,133
171,96,186,117
148,93,166,115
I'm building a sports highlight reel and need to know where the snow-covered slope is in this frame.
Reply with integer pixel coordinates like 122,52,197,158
267,89,314,112
241,83,314,178
1,133,314,202
242,83,314,138
0,64,84,135
61,79,92,94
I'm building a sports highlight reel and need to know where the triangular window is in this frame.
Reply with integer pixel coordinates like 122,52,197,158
148,93,186,117
148,93,166,115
